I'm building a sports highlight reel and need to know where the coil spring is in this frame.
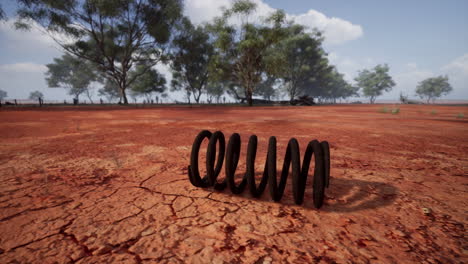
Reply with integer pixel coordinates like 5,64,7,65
188,130,330,208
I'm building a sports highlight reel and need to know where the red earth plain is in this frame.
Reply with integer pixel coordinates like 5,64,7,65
0,104,467,263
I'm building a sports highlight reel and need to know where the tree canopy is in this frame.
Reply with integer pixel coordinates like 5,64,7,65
415,75,452,104
45,53,99,102
208,0,290,106
354,64,395,104
0,90,7,101
129,64,167,101
29,91,44,100
266,25,329,101
16,0,184,104
170,18,214,103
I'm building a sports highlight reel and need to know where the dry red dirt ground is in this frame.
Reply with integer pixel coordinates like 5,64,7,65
0,105,467,264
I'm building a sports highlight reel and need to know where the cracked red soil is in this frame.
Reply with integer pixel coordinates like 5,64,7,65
0,105,467,263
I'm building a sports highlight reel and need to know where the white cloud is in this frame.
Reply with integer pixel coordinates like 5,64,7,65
393,64,433,99
184,0,231,25
442,53,468,76
327,52,374,82
290,10,363,46
0,62,47,73
184,0,363,46
441,54,468,99
0,19,55,47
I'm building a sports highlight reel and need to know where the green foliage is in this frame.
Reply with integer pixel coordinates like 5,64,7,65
0,4,5,20
98,80,120,102
456,113,464,119
265,27,332,101
129,64,166,101
378,106,400,114
29,91,44,100
415,75,452,104
309,67,358,103
355,64,395,104
16,0,184,104
206,82,225,103
208,0,289,106
378,107,388,113
0,90,7,101
45,53,99,100
254,76,277,101
171,18,214,103
430,110,438,115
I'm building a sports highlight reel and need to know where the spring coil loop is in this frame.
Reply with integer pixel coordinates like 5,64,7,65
188,130,330,208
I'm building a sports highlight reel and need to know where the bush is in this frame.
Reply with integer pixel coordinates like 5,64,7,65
456,113,464,119
431,110,437,115
378,107,389,113
391,108,400,114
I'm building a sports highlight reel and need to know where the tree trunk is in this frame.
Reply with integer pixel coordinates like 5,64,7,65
194,92,201,104
86,91,93,104
122,88,129,104
246,85,253,106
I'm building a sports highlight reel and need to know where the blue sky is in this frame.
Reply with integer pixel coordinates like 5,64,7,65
0,0,467,102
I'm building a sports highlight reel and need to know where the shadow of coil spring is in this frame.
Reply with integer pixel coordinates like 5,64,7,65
188,130,331,209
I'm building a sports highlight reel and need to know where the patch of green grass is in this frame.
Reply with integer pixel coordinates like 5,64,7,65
378,107,389,113
430,110,437,115
379,106,400,114
456,113,464,119
391,107,400,114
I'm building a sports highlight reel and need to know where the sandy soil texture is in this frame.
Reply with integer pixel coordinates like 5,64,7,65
0,105,467,263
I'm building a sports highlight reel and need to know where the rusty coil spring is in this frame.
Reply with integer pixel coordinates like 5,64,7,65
188,130,330,208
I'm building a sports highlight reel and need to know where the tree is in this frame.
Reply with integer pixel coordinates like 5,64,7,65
314,68,358,103
0,90,7,101
45,53,99,103
98,80,120,103
209,0,289,106
355,64,395,104
206,82,225,103
170,18,214,104
16,0,184,104
29,91,44,100
254,75,277,101
129,64,166,101
415,75,452,104
266,26,328,102
0,4,5,20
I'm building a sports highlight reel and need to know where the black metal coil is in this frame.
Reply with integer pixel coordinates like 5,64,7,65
188,130,330,208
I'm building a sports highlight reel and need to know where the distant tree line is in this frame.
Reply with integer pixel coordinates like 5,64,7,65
8,0,452,105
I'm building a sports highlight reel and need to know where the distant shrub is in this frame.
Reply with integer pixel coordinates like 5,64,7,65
431,110,437,115
379,106,400,114
391,108,400,114
378,107,389,113
456,113,464,119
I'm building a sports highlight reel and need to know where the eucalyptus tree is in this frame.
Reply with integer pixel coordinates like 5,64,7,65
45,53,99,103
205,82,225,104
129,64,166,102
254,75,277,101
29,91,44,100
170,18,214,103
209,0,289,106
319,68,358,103
16,0,183,104
355,64,395,104
0,90,7,101
0,4,5,20
98,80,120,103
266,24,328,102
415,75,452,104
